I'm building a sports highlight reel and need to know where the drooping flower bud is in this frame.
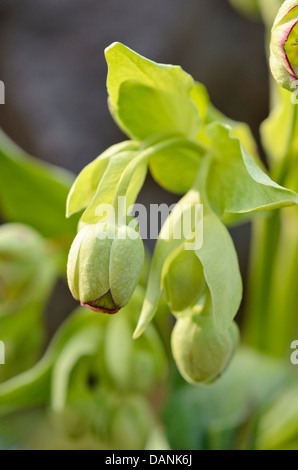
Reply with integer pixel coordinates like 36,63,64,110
162,244,206,313
171,313,239,385
270,0,298,91
67,223,144,313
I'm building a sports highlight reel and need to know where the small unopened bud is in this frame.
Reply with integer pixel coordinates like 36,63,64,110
171,313,239,385
270,0,298,91
67,223,144,313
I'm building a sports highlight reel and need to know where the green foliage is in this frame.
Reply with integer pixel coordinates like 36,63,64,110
206,123,298,217
105,42,201,140
162,244,205,313
270,0,298,92
256,385,298,450
0,129,78,243
0,224,56,381
1,13,298,449
261,88,298,191
0,287,168,448
67,42,298,387
229,0,261,19
163,348,292,450
195,205,243,333
66,141,140,218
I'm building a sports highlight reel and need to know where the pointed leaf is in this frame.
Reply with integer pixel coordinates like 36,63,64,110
105,42,200,140
205,123,298,217
195,208,243,333
0,129,77,241
51,326,103,412
191,82,258,158
80,149,140,224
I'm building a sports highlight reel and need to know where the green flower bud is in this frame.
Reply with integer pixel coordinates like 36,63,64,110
171,313,239,385
67,223,144,313
270,0,298,91
162,244,206,313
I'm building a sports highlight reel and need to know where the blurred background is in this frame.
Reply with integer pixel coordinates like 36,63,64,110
0,0,268,169
0,0,270,329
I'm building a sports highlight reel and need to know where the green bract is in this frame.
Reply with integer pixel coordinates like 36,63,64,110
105,42,201,140
205,123,298,217
162,243,206,313
171,311,239,385
270,0,298,91
0,223,57,381
0,286,168,449
104,286,167,391
67,223,144,313
108,395,153,450
65,42,298,388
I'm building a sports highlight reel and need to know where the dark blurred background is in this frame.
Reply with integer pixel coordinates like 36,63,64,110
0,0,269,329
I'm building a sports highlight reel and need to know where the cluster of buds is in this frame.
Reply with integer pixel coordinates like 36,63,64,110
270,0,298,91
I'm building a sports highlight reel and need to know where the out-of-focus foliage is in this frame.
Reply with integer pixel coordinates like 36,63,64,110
0,224,56,381
164,348,296,450
88,43,297,354
229,0,261,19
0,286,169,449
229,0,284,24
0,129,78,245
0,128,80,383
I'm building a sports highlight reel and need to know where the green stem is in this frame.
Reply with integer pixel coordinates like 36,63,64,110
244,212,281,352
112,137,205,219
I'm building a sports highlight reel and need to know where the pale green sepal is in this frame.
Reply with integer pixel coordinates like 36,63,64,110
109,226,144,308
105,42,201,140
66,141,139,218
133,189,201,338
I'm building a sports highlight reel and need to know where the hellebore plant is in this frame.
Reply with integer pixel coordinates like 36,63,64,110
66,40,298,385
